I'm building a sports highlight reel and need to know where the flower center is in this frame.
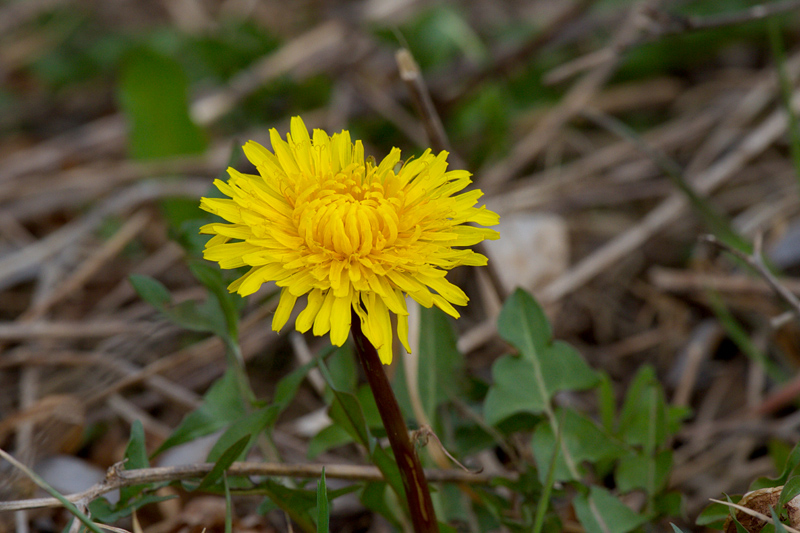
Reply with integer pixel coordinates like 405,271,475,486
293,164,400,259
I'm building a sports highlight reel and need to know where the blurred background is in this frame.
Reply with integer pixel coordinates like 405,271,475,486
3,0,800,531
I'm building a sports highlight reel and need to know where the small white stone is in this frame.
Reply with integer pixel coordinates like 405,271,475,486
483,213,569,293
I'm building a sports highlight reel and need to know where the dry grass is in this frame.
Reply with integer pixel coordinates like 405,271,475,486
2,0,800,531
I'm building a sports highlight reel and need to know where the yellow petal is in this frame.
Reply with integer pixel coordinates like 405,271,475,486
329,293,353,346
296,289,325,332
313,290,336,336
272,288,297,331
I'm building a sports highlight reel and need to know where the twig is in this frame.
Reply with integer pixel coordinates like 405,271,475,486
540,88,797,304
396,48,453,155
0,180,207,292
546,0,800,84
701,234,800,323
479,0,666,192
395,47,507,302
440,0,595,105
0,460,511,512
0,449,105,533
651,0,800,37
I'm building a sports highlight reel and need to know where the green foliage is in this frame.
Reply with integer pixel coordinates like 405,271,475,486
484,289,598,425
700,442,800,530
316,468,329,533
152,369,246,457
118,46,206,160
478,289,684,529
531,407,626,483
89,421,174,523
573,486,649,533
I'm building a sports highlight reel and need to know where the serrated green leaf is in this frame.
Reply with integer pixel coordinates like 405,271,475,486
573,486,649,533
152,370,246,457
118,46,206,160
317,468,329,533
485,289,598,425
531,407,627,483
129,275,171,309
197,435,250,491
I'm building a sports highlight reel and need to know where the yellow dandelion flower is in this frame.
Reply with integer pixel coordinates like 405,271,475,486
200,117,499,364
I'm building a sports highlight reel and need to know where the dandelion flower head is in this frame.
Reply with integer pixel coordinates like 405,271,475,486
200,117,499,364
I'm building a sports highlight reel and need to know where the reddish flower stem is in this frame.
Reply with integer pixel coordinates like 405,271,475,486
350,308,439,533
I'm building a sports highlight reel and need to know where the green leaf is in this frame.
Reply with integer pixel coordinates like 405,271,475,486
205,407,274,463
573,486,649,533
223,474,233,533
417,306,463,421
118,46,206,160
485,289,598,425
318,360,405,500
197,435,250,491
772,506,790,533
130,273,229,338
307,424,352,458
617,366,668,451
152,370,246,457
189,261,241,340
725,494,751,533
670,524,690,533
166,298,228,337
255,478,358,530
88,493,175,524
616,450,673,495
274,358,318,408
531,407,627,483
120,420,148,503
360,482,402,529
205,358,314,462
324,345,358,400
753,442,800,490
597,371,617,433
328,387,373,452
317,468,329,533
129,275,171,309
696,497,740,528
780,475,800,508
